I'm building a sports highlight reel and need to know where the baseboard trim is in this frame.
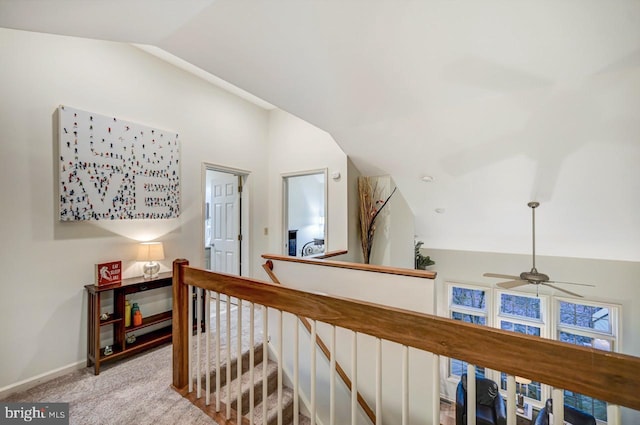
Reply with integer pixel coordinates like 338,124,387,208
0,360,86,399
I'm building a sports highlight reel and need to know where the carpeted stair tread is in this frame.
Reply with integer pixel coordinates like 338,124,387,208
213,357,312,425
297,413,312,425
215,360,278,414
250,386,295,425
197,342,265,389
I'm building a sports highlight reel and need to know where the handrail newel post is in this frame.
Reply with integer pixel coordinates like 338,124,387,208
172,258,189,390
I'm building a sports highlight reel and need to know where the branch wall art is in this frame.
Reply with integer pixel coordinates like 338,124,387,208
58,105,180,220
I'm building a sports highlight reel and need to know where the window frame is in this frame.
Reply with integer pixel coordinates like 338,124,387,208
446,283,491,382
553,297,620,424
443,282,621,423
555,297,618,341
495,289,549,403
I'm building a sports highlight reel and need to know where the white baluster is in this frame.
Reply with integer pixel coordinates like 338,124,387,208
215,293,221,412
351,332,357,425
467,364,476,425
196,287,201,398
402,345,408,425
607,404,620,425
552,388,564,425
376,338,382,425
310,320,317,425
293,317,299,425
188,285,193,393
277,310,283,425
226,294,231,420
262,306,268,425
506,375,516,425
330,325,336,425
432,354,440,425
205,290,211,406
237,299,243,420
249,303,255,425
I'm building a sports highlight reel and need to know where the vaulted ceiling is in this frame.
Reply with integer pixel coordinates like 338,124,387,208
1,0,638,261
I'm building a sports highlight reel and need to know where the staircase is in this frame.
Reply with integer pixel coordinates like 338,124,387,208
204,343,311,425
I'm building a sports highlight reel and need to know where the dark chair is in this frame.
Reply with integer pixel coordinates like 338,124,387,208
456,374,507,425
533,398,596,425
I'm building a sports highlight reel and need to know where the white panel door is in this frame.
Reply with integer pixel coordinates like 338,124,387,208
210,173,240,275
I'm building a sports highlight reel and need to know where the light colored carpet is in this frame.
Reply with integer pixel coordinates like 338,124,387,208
2,300,264,425
3,344,213,425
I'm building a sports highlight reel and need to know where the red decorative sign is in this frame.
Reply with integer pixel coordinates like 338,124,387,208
96,261,122,286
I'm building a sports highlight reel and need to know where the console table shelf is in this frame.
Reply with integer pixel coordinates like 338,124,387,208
99,316,122,326
126,311,173,332
85,272,172,375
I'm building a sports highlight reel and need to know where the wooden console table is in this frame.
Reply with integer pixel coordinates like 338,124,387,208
85,272,172,375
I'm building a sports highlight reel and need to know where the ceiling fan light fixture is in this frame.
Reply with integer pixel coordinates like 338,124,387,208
483,201,592,298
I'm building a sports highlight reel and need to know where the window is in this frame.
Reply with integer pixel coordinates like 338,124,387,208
448,285,488,378
497,292,546,401
557,300,618,422
445,283,621,423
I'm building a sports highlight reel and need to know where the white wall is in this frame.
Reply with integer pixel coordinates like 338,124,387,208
0,28,271,389
267,109,348,255
389,180,414,269
368,176,415,268
343,157,364,263
427,248,640,422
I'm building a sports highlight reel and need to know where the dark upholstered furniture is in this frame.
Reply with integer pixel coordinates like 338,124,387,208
456,374,507,425
533,398,596,425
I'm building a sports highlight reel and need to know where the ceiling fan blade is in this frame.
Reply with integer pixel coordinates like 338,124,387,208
547,280,595,287
484,273,520,280
497,280,528,289
541,283,583,298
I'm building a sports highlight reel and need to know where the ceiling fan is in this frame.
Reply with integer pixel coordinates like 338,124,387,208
483,201,594,298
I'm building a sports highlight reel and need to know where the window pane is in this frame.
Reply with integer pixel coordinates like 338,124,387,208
564,390,607,422
559,301,613,422
452,287,487,310
452,311,486,325
450,290,487,378
499,318,542,400
500,294,541,319
559,301,611,334
559,331,611,351
500,373,542,401
500,320,540,336
450,359,485,379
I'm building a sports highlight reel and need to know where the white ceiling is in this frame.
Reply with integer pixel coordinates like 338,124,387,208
1,0,639,261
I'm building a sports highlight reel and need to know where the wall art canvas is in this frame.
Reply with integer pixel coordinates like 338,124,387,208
58,105,180,220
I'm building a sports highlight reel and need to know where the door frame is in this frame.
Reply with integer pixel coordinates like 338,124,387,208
201,162,250,276
282,168,328,257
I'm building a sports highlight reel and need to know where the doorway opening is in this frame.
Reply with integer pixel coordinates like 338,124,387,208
203,165,247,276
283,169,327,257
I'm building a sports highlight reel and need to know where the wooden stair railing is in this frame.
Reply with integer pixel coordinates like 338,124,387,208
262,259,376,424
173,259,640,423
262,253,437,279
314,250,348,259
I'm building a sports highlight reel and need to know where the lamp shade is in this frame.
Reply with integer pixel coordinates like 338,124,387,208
137,242,165,262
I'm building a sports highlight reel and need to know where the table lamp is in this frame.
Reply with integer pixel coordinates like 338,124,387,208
137,242,164,279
